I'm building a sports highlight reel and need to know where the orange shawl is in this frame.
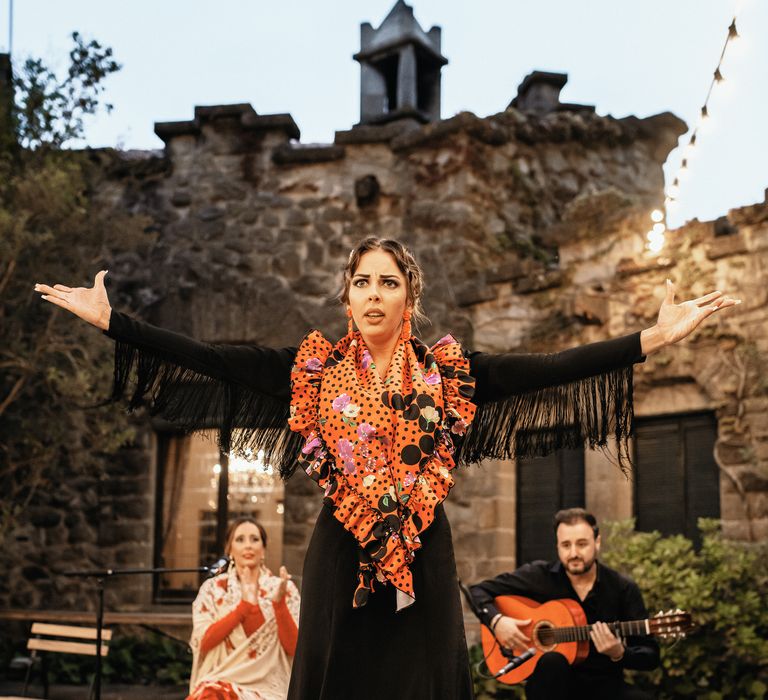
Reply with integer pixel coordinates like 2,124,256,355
288,331,476,610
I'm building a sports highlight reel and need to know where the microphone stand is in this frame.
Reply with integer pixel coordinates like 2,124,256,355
458,579,536,680
62,565,218,700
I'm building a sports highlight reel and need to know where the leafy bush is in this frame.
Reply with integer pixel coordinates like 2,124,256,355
601,519,768,700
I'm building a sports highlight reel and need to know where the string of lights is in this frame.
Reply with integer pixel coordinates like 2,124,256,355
646,14,741,254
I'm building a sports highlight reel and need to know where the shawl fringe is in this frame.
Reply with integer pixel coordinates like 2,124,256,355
458,365,634,471
112,340,303,479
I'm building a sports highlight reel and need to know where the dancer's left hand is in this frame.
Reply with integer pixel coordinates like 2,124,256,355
641,280,740,354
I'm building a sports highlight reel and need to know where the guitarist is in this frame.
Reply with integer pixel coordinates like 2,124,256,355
470,508,659,699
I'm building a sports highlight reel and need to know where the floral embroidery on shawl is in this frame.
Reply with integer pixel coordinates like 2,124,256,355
288,330,476,609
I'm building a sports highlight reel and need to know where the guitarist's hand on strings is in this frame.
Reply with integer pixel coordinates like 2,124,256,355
492,615,531,651
590,621,625,662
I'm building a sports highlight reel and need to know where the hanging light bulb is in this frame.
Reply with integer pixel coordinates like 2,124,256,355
700,105,710,121
714,67,724,83
728,20,739,40
653,222,666,235
646,228,666,254
684,132,697,157
651,209,664,223
648,236,665,254
668,178,680,199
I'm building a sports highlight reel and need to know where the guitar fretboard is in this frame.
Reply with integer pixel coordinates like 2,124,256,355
539,619,649,644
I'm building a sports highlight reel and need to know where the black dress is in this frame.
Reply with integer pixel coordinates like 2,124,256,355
105,311,644,700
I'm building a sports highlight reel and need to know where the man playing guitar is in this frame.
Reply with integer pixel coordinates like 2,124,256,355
470,508,659,699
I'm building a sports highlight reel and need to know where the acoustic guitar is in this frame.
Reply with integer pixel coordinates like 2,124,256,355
481,595,692,685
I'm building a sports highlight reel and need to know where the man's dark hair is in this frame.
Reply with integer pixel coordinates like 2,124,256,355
553,508,599,539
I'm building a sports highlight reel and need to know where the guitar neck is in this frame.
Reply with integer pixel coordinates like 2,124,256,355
551,619,649,643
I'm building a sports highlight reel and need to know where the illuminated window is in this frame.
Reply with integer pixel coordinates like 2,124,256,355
154,431,284,603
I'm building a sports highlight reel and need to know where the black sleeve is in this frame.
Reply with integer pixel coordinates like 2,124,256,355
619,581,661,671
469,563,550,628
106,310,296,400
460,333,645,465
469,332,644,404
105,310,302,478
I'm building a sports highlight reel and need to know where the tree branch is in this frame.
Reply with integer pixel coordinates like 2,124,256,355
0,375,27,417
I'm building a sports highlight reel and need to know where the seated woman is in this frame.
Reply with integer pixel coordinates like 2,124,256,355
188,518,300,700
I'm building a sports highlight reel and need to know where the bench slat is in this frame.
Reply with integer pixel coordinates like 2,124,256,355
28,639,108,656
30,622,113,641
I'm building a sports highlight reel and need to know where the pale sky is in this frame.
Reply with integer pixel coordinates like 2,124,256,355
3,0,766,228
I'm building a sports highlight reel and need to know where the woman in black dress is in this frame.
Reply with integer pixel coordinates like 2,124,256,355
35,237,737,699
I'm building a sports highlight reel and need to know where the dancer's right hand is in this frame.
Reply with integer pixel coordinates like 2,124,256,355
494,616,532,651
34,270,112,330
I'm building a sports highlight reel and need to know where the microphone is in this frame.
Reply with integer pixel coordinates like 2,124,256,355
206,557,230,577
493,647,537,678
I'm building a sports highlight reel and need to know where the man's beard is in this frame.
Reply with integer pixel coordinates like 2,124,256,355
565,556,596,575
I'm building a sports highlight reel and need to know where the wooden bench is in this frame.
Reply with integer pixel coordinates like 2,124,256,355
18,622,113,699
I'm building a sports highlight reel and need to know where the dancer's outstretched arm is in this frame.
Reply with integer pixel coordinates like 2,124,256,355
470,280,739,404
34,270,296,398
34,271,301,474
463,280,739,464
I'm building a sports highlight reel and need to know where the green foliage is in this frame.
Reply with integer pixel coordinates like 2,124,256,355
0,35,148,538
601,519,768,700
13,32,120,150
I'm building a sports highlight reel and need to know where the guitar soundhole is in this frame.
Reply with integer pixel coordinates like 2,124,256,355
533,621,556,652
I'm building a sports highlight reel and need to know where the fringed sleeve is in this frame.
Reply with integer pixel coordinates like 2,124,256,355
105,310,303,478
462,331,645,468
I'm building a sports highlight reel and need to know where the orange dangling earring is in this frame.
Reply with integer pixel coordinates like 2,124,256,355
401,308,412,341
347,307,354,335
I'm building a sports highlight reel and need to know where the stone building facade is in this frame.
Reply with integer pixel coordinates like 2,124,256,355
3,2,767,642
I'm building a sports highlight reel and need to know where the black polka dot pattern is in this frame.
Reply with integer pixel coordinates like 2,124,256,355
288,330,477,608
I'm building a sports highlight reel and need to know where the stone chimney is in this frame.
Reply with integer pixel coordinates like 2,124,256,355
354,0,447,126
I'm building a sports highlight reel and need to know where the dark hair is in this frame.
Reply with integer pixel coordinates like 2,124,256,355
337,237,428,329
224,517,267,556
553,508,599,539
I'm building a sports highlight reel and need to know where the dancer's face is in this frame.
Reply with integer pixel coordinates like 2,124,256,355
228,522,265,570
347,249,410,345
556,521,600,576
